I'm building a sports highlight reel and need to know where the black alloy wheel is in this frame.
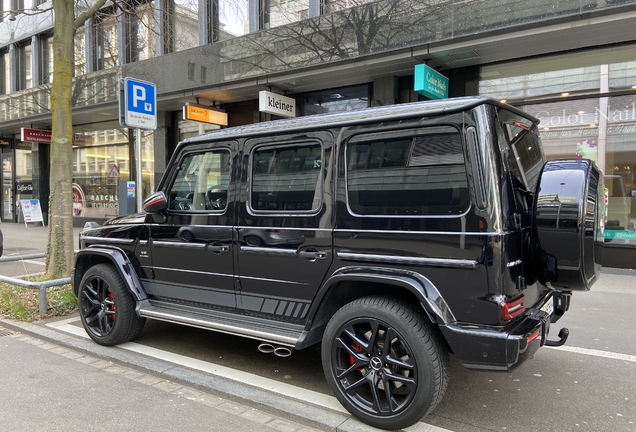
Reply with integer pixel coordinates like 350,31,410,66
78,263,145,346
322,296,449,430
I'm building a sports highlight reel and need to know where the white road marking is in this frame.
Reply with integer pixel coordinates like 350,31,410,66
46,318,453,432
549,345,636,363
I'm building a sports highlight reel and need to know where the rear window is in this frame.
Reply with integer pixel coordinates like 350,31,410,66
345,126,469,216
497,109,544,192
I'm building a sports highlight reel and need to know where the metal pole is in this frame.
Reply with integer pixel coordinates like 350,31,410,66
39,286,47,314
135,127,143,212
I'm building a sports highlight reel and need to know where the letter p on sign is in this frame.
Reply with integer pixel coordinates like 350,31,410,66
133,85,146,110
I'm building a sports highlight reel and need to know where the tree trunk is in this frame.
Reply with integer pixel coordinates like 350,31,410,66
46,0,77,279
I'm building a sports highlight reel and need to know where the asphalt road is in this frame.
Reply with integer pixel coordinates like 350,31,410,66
1,223,635,431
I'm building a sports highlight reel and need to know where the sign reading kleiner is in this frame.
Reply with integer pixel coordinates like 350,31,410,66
414,64,449,100
259,91,296,118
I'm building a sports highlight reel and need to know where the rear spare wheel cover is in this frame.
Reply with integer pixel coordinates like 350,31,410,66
533,159,604,291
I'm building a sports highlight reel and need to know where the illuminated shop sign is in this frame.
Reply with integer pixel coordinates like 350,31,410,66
259,90,296,118
414,64,449,100
183,103,228,126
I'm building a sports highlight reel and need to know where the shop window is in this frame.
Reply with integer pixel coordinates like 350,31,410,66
346,126,469,216
303,84,369,115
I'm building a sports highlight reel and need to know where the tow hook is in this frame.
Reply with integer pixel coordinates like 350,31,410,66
545,327,569,347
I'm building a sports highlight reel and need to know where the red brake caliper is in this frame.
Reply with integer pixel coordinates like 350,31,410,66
109,292,116,321
349,341,364,370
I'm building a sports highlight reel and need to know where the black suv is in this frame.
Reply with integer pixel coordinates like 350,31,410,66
73,97,604,430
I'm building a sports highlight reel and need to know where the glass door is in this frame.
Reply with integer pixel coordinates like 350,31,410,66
2,150,13,221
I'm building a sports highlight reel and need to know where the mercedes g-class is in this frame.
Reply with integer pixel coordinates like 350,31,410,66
73,97,604,430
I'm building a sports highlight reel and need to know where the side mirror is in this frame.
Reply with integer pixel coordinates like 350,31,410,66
143,191,168,213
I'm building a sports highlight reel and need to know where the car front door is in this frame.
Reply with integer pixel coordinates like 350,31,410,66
146,143,237,309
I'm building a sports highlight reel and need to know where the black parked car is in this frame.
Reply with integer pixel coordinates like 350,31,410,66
73,97,604,430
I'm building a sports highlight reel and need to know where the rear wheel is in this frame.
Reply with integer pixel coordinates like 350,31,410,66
78,263,145,346
322,296,449,430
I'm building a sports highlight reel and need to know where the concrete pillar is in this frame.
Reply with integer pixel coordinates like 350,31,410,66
371,76,398,107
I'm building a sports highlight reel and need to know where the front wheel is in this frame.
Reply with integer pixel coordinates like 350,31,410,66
78,263,146,346
321,296,449,430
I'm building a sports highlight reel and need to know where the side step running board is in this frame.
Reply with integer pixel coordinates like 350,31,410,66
137,300,304,347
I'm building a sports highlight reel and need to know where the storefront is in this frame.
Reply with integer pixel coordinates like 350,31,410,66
71,121,155,222
479,44,636,267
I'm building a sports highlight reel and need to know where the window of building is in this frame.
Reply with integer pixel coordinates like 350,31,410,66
40,34,54,84
346,126,469,216
74,28,86,76
268,0,308,28
250,142,323,212
322,0,375,14
218,0,249,38
0,49,9,94
167,150,231,212
17,42,32,90
93,11,119,71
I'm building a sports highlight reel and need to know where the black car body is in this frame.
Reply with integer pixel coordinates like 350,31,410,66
73,97,604,430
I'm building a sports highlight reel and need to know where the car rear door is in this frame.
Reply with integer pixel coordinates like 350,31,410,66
236,131,334,321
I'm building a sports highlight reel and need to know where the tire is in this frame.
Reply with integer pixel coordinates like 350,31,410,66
78,263,146,346
321,296,449,430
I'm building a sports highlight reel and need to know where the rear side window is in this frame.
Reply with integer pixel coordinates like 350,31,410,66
250,142,323,212
346,126,469,216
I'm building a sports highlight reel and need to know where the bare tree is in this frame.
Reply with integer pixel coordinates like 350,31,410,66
46,0,109,278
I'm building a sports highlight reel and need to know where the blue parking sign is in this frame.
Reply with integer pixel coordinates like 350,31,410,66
121,78,157,130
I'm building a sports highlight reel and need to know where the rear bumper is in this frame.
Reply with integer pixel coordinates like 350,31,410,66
439,308,551,372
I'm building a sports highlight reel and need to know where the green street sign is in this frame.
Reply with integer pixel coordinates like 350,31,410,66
414,64,449,100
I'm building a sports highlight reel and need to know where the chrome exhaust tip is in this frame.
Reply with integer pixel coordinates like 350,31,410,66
273,346,292,357
258,343,275,354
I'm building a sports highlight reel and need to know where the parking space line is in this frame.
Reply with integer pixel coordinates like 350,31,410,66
549,345,636,363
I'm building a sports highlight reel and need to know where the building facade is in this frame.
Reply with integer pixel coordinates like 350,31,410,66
0,0,635,267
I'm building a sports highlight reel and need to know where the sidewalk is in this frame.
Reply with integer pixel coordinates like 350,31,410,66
0,326,324,432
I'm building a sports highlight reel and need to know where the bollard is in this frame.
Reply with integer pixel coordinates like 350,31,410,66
39,285,47,314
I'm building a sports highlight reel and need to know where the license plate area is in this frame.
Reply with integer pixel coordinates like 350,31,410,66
540,297,554,316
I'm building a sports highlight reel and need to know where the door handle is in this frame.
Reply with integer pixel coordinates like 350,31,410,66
208,245,229,253
299,250,328,260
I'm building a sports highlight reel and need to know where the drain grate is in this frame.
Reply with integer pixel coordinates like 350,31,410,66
0,327,16,338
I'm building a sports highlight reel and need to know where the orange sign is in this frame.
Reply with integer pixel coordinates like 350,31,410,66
183,104,228,126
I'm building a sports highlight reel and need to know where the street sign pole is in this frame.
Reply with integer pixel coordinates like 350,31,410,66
119,77,157,212
135,128,143,212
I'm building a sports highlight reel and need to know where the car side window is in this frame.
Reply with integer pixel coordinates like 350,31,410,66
250,142,323,212
346,126,469,216
167,150,230,211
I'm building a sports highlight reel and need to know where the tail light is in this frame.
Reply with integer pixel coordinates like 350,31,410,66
265,229,281,233
500,294,525,321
